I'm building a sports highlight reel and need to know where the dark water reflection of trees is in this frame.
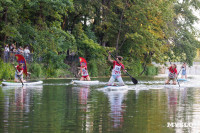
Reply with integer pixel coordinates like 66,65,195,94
0,83,200,133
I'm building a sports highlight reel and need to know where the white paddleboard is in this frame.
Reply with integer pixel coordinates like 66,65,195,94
72,80,99,85
104,85,129,90
2,81,43,86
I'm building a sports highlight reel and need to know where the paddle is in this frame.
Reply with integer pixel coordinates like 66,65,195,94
13,64,24,86
169,61,180,87
108,51,138,84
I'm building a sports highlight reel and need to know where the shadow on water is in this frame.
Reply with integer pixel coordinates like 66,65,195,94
0,77,200,133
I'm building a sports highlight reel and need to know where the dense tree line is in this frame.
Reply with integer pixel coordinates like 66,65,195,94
0,0,200,77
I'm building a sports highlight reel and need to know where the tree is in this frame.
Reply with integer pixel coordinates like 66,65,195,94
171,0,200,66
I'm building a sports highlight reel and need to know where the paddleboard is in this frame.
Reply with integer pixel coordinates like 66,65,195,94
104,85,129,90
72,80,99,85
177,79,187,81
2,81,43,86
2,85,43,90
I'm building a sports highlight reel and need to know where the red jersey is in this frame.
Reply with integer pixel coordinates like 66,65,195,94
169,66,177,74
112,61,124,75
17,65,24,72
113,61,124,69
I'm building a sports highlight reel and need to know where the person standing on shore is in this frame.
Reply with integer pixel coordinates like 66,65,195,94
24,46,30,62
4,44,10,62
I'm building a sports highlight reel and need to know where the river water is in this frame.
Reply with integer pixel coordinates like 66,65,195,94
0,76,200,133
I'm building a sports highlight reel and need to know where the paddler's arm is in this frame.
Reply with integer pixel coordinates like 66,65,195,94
168,65,172,69
122,65,127,73
123,70,127,73
78,70,81,75
15,66,19,73
175,70,178,78
78,67,82,75
108,52,114,63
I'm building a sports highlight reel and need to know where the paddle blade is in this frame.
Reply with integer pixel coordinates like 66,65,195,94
131,77,138,84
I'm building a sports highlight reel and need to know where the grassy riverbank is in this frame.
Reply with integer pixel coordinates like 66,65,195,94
0,60,159,81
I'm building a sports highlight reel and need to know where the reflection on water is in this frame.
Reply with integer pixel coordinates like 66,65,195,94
0,86,43,133
73,85,92,132
99,88,128,129
167,88,178,119
0,78,200,133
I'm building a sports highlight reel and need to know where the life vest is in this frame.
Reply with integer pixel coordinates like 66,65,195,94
81,67,88,76
168,67,177,79
112,61,124,76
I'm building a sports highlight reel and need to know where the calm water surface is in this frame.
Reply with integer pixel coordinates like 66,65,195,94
0,77,200,133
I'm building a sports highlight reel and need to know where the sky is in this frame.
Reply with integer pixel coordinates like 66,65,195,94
193,9,200,31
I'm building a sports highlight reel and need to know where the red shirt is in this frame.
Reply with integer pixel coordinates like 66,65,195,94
17,65,24,72
169,66,177,74
113,61,125,70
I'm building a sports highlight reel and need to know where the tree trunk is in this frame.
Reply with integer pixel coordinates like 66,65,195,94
62,15,67,30
3,7,8,44
116,12,124,55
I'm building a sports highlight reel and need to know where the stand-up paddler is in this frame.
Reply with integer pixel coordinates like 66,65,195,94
165,64,177,85
107,51,127,86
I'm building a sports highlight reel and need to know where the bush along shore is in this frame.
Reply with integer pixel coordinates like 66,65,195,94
0,59,159,81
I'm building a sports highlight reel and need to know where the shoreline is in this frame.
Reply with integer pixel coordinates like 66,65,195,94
2,74,199,83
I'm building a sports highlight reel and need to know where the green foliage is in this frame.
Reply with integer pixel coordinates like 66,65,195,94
45,64,57,78
1,0,200,78
85,26,97,43
28,63,43,78
0,60,70,80
98,61,111,77
123,59,143,76
42,51,67,69
43,60,70,78
56,69,71,78
145,65,158,76
0,60,15,80
28,62,70,78
170,0,200,66
0,0,75,78
88,60,98,77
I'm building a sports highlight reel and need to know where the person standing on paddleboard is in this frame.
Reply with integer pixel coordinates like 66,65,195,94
181,63,187,79
165,64,177,85
78,62,91,81
108,51,126,86
14,63,26,82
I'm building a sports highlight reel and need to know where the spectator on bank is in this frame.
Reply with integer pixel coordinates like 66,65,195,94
4,44,9,62
24,46,30,62
9,43,17,62
18,46,24,55
13,45,17,53
10,44,17,53
10,44,14,52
